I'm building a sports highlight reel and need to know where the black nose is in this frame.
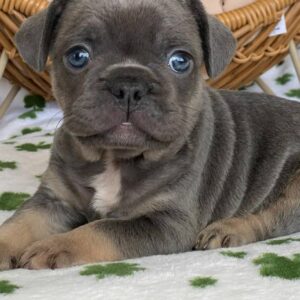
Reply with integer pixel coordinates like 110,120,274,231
109,81,150,107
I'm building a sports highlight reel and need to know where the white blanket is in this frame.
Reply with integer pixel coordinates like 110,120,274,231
0,54,300,299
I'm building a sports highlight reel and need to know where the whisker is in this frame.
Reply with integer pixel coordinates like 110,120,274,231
45,110,63,130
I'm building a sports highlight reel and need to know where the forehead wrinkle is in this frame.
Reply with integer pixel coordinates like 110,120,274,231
54,4,107,52
54,0,201,59
64,27,99,46
103,3,196,51
101,5,163,54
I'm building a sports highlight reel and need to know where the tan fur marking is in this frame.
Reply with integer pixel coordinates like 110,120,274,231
0,211,56,250
260,168,300,234
195,216,261,250
66,222,121,262
281,168,300,199
20,222,122,269
0,211,58,269
196,168,300,250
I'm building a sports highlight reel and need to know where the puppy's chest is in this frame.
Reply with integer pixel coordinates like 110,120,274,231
90,161,122,216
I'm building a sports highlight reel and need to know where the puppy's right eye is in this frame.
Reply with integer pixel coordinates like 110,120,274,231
65,47,90,70
168,51,193,74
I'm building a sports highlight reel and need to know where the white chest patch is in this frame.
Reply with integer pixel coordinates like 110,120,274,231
91,159,122,216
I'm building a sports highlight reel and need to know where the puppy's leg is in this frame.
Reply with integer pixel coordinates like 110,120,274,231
20,213,193,269
195,170,300,250
20,221,120,269
0,189,84,270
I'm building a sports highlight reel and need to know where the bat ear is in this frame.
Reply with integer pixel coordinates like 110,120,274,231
15,0,68,72
188,0,237,78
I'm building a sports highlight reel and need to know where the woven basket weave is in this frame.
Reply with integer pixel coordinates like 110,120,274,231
0,0,299,100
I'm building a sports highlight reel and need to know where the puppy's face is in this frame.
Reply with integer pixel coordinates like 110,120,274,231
53,0,202,153
16,0,236,158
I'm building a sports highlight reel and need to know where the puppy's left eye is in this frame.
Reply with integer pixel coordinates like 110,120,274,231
168,51,193,74
65,47,90,70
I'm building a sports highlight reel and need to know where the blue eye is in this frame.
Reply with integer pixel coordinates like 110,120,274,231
168,51,192,74
66,47,90,69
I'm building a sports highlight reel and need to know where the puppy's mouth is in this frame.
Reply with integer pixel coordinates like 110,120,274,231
67,102,179,151
77,121,151,149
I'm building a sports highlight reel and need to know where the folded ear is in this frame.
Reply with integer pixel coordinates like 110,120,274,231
189,0,237,78
15,0,68,72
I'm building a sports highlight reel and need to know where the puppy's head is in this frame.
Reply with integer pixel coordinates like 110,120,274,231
16,0,236,160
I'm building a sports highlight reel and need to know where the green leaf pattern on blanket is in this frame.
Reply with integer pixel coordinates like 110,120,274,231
19,95,46,119
276,73,293,85
285,89,300,99
19,110,39,120
21,127,42,135
267,238,300,245
0,280,20,295
7,127,43,141
0,192,30,211
24,95,45,110
16,142,52,152
0,161,17,171
80,263,145,279
190,276,217,288
220,251,247,259
254,253,300,280
2,141,16,145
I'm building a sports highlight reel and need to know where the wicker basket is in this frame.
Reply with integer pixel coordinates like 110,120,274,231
0,0,299,102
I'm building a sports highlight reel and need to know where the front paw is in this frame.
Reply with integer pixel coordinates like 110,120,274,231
0,242,19,270
194,218,255,250
20,235,77,270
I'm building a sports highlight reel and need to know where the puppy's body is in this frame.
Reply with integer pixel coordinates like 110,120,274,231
0,0,300,269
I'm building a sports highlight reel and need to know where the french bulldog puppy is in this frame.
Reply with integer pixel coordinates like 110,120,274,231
0,0,300,270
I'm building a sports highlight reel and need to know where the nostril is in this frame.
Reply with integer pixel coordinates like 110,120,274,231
133,90,142,101
117,89,125,100
108,82,150,103
111,86,125,100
